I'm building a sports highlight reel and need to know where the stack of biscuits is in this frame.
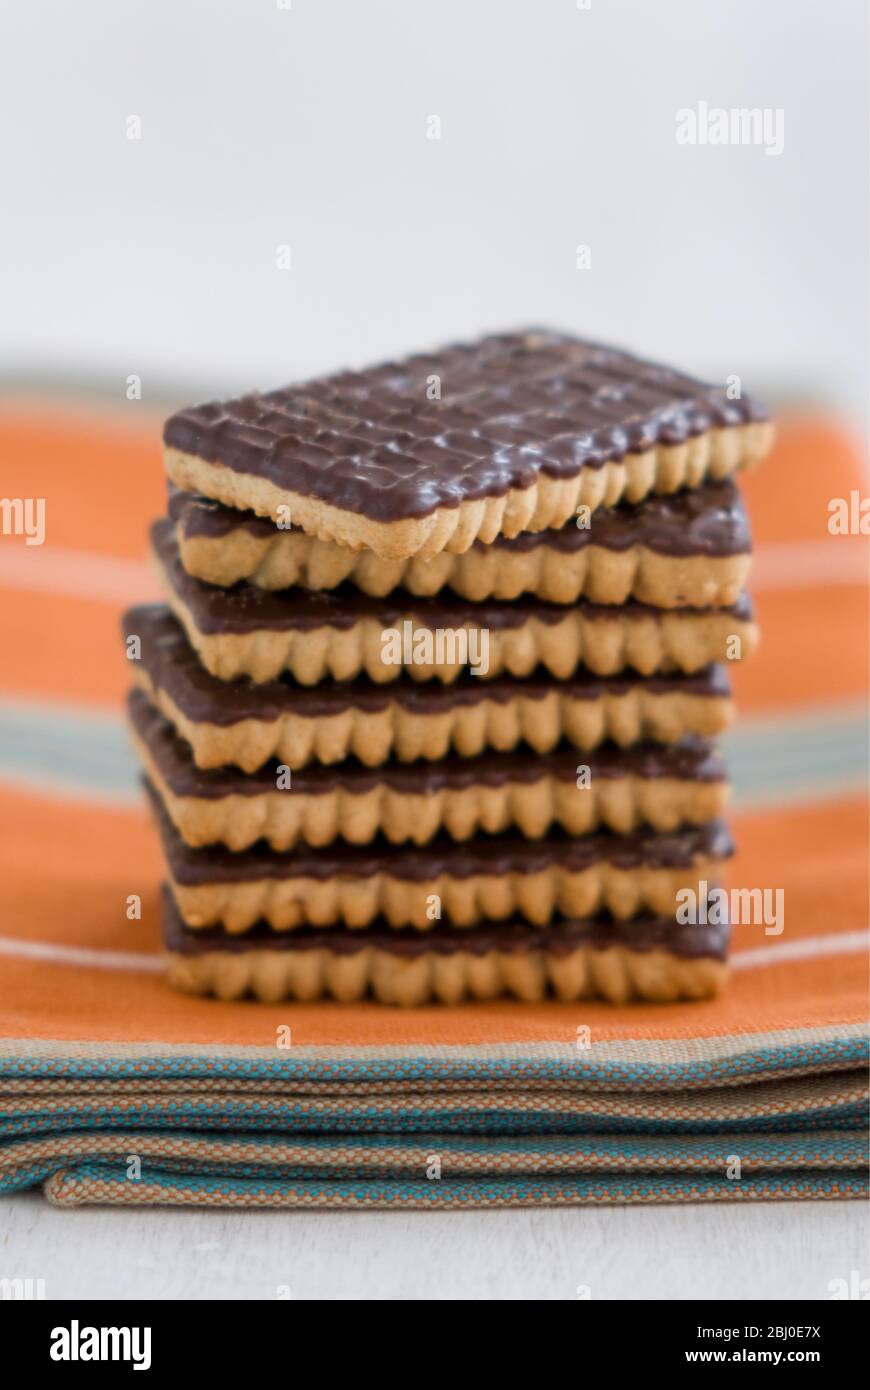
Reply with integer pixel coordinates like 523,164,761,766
122,330,772,1006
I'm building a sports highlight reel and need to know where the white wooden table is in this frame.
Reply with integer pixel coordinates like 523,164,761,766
4,1195,865,1300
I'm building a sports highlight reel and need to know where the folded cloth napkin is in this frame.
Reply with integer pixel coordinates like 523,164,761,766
0,1035,867,1206
0,408,866,1208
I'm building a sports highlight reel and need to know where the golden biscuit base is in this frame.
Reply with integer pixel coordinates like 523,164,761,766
166,858,729,933
166,942,728,1006
132,729,728,851
175,519,751,609
133,666,734,774
157,560,757,685
165,420,772,561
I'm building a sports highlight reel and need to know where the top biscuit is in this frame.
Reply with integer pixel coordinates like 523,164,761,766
163,329,772,562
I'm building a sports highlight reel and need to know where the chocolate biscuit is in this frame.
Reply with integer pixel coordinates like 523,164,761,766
148,783,735,931
169,479,752,608
163,329,772,561
129,689,728,849
123,606,736,772
152,520,757,685
162,891,729,1005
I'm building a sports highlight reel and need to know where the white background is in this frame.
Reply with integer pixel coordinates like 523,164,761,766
5,1193,868,1300
1,0,867,425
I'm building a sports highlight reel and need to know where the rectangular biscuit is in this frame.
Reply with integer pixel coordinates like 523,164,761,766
169,478,752,609
129,688,729,850
170,478,750,608
163,329,772,561
152,519,757,685
162,890,730,1006
123,605,736,772
146,781,735,932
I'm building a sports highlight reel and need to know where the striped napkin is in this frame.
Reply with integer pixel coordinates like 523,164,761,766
0,405,866,1207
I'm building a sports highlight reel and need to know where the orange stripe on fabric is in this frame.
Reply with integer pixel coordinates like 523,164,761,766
0,406,163,558
732,416,868,711
732,584,869,712
0,592,132,706
728,797,868,950
0,942,864,1049
740,414,867,544
0,788,865,1046
0,789,161,952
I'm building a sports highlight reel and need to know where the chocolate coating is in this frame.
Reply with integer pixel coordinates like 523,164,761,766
169,477,751,560
147,778,734,884
163,329,768,522
122,605,733,726
153,519,753,636
129,687,726,799
161,887,730,961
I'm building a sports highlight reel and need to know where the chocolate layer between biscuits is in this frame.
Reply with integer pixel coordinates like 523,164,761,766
123,605,732,726
147,778,734,885
129,686,726,800
169,479,754,607
162,888,730,962
168,477,751,559
152,517,753,637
